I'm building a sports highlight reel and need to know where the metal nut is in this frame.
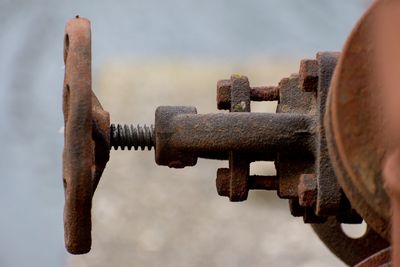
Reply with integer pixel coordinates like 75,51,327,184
216,168,230,197
299,59,318,92
216,79,232,110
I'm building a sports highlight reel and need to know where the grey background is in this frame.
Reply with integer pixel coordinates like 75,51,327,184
0,0,369,266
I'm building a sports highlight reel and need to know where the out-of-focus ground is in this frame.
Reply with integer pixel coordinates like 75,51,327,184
0,0,370,266
67,60,344,267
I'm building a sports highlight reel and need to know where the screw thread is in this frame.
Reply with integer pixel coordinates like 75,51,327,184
110,123,155,151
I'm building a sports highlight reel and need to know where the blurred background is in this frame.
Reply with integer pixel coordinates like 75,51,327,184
0,0,371,266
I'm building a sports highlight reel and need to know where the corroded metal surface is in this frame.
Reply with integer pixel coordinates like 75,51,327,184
383,153,400,267
155,106,198,168
312,217,389,266
377,2,400,266
61,2,400,263
275,74,316,201
63,17,110,254
326,2,400,266
354,247,391,267
314,52,341,217
299,59,318,92
326,0,391,240
227,75,251,201
156,113,314,161
298,174,317,207
216,80,279,110
274,52,343,223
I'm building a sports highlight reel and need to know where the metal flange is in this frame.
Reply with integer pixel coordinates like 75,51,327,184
325,0,394,241
311,217,389,266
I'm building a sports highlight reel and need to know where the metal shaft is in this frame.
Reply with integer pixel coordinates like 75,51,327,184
164,113,315,157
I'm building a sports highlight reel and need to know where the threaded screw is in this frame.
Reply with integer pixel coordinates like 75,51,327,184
110,123,155,150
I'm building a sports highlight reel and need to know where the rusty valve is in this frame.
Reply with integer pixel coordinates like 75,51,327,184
63,2,398,264
62,18,382,258
63,17,319,253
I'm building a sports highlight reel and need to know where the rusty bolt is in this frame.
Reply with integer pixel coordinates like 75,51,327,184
298,173,317,207
249,175,278,190
217,80,279,110
299,59,319,92
216,166,248,201
216,168,278,197
250,86,279,101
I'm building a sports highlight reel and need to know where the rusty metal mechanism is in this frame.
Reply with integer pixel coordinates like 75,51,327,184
62,1,400,265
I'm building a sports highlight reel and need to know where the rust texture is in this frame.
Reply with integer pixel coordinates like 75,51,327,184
155,112,314,158
155,72,317,204
217,79,279,110
274,52,345,223
216,170,277,197
383,153,400,267
354,247,391,267
325,0,391,241
150,60,342,217
62,1,400,263
312,217,389,266
377,2,400,266
63,17,110,254
326,1,400,265
298,174,317,207
223,74,250,201
275,73,315,203
248,175,278,190
299,59,318,92
251,86,279,101
62,20,348,253
314,52,341,216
